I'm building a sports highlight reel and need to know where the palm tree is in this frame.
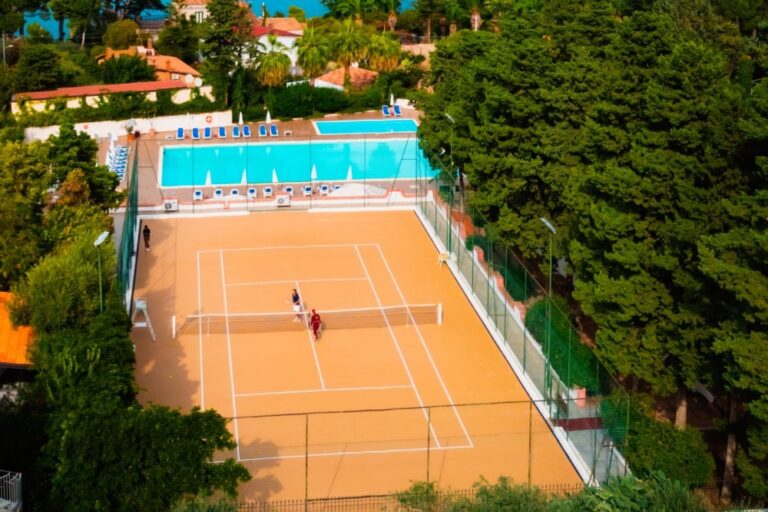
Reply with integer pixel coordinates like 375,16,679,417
256,34,291,87
336,0,375,25
414,0,443,42
444,0,464,34
366,33,399,72
461,0,482,31
296,26,330,82
330,18,369,91
379,0,401,31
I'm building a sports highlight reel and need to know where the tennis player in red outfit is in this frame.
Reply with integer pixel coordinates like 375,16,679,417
310,309,322,340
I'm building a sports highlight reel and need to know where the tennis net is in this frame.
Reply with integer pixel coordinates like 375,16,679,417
173,303,442,338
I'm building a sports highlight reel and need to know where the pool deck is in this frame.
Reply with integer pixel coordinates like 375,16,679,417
106,108,423,210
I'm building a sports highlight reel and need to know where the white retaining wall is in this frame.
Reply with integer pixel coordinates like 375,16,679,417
24,111,234,142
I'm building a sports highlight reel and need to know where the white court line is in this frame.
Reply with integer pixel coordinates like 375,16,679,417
227,277,368,288
196,252,205,410
199,243,379,255
296,279,325,389
354,245,442,449
229,444,473,463
375,244,474,449
219,250,242,460
235,384,412,398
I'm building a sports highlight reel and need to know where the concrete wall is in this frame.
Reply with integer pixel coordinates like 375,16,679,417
24,110,234,142
12,86,213,116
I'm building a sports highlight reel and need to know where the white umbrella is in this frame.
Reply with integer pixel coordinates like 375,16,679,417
205,169,212,186
346,165,353,181
241,168,248,185
238,112,244,125
272,168,278,184
266,110,272,124
389,93,395,106
310,164,317,181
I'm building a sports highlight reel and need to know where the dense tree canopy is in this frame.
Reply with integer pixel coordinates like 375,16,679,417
420,0,768,500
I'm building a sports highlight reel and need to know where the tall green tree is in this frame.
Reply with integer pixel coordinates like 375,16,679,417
296,25,330,81
100,54,156,83
0,141,51,289
330,18,369,91
104,19,140,49
200,0,254,105
14,44,64,92
47,123,121,209
156,16,201,64
255,34,291,87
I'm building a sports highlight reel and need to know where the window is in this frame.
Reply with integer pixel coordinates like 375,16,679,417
195,11,204,23
171,73,180,80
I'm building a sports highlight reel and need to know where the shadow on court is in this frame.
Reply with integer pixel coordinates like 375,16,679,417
236,438,283,501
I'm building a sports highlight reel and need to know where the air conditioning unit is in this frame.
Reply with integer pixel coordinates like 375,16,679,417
163,199,179,212
276,194,291,207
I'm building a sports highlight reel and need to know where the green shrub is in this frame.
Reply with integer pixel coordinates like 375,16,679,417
525,296,604,392
600,393,715,487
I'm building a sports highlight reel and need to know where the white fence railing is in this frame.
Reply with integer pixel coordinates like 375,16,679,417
0,470,21,511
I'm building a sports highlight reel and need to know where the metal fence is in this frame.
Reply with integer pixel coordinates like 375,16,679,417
238,483,583,511
146,133,433,215
0,470,21,511
415,181,630,483
117,140,139,307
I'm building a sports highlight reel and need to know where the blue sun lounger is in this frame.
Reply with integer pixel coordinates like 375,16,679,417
258,125,268,137
381,105,392,117
232,125,241,138
393,104,403,117
243,125,252,138
218,126,227,138
203,126,212,139
176,127,185,139
270,124,279,137
192,127,201,139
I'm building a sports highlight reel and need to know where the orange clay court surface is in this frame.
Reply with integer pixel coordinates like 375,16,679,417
131,209,581,501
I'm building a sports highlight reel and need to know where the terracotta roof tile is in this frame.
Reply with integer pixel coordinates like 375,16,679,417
13,80,192,102
0,292,33,368
146,54,200,76
265,17,304,33
316,67,379,89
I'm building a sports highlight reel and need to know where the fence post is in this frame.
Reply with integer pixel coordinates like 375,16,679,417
528,400,534,485
426,406,432,484
304,413,309,511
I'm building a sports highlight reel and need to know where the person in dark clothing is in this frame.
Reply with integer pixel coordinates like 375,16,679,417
143,224,151,251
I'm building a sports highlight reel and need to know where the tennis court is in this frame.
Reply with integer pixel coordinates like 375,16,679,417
131,209,582,501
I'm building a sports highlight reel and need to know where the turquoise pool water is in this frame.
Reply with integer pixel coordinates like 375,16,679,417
160,138,437,187
314,119,418,135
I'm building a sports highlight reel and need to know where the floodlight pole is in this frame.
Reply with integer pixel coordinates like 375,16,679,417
2,33,6,68
540,217,556,412
444,112,456,252
94,231,110,314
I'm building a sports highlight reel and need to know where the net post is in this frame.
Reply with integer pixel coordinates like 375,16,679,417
172,315,176,339
437,303,443,325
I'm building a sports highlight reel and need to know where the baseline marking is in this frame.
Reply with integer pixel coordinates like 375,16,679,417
227,277,368,288
219,250,242,460
234,384,412,398
230,444,473,463
199,243,379,255
354,244,442,449
375,244,474,448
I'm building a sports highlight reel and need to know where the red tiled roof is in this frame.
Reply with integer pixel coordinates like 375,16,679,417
13,80,192,101
252,25,299,37
316,67,379,89
146,54,200,76
184,0,208,4
265,17,304,33
0,292,33,368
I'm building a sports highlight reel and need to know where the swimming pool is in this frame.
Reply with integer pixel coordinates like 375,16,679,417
314,119,418,135
160,138,437,187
